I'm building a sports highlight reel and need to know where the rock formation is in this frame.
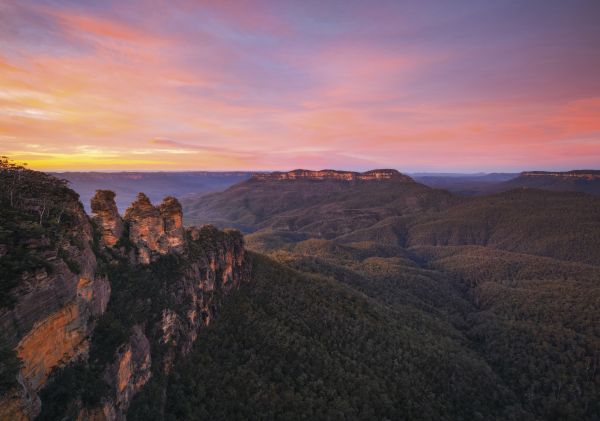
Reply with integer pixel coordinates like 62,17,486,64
74,325,152,421
153,224,248,372
252,168,414,182
521,170,600,180
106,326,152,413
124,193,185,264
80,224,248,420
91,190,124,247
0,174,250,420
0,191,109,420
158,196,185,253
500,170,600,196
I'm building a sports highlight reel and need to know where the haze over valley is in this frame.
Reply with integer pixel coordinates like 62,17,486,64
55,169,600,215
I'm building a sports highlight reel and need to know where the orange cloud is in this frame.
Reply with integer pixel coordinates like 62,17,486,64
2,1,599,172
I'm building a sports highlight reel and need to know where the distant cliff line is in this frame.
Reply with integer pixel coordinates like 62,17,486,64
252,169,414,182
521,170,600,179
0,159,251,420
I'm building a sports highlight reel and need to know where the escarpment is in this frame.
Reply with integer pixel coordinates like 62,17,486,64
0,175,108,420
252,168,414,182
498,169,600,196
520,170,600,180
81,222,248,420
0,168,251,421
77,196,249,420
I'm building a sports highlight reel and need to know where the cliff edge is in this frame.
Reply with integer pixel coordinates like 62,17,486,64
251,169,414,182
0,161,251,420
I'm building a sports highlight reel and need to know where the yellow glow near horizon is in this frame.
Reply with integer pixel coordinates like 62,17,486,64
2,1,600,172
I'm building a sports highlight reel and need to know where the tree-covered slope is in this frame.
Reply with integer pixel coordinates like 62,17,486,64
407,189,600,264
185,173,600,266
0,158,253,420
139,253,522,421
182,172,455,235
412,245,600,419
496,171,600,196
240,242,600,420
3,163,600,420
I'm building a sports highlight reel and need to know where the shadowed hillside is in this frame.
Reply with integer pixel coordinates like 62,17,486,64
495,170,600,195
139,254,522,420
412,172,518,195
185,171,600,265
407,189,600,265
2,163,600,420
178,169,600,420
182,169,456,235
413,170,600,196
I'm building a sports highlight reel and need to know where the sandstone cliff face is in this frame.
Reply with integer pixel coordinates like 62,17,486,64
72,326,152,421
1,181,250,421
252,169,413,182
521,170,600,180
162,225,248,360
91,190,124,247
158,197,185,253
104,326,152,416
80,219,249,421
124,193,184,264
0,193,109,420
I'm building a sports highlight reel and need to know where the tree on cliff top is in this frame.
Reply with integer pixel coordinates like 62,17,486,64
0,156,76,225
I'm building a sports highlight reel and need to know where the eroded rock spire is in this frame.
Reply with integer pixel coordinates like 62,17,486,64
91,189,124,247
123,193,184,263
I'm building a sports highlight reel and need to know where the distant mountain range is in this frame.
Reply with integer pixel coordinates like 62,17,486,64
182,169,455,233
411,172,518,195
4,165,600,420
176,167,600,419
496,170,600,195
182,168,600,264
54,170,600,215
52,171,253,212
412,170,600,196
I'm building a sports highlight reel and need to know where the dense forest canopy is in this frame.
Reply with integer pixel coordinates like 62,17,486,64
1,161,599,420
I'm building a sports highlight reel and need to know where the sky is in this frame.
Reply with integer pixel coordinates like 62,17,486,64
1,0,600,172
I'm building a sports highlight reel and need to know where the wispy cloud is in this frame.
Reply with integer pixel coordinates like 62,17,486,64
1,0,599,171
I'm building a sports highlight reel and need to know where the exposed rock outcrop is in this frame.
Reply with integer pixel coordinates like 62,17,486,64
0,191,109,420
499,170,600,196
521,170,600,180
124,193,184,264
1,174,250,421
79,224,249,420
104,326,152,415
91,190,124,247
0,389,30,421
70,326,153,421
158,196,185,253
252,169,413,182
124,193,163,264
171,225,247,354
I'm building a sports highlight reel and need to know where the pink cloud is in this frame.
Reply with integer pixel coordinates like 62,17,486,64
2,1,599,172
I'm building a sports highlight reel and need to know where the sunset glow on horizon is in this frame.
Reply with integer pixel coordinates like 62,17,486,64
1,0,600,172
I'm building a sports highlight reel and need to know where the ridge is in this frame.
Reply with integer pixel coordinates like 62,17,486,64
251,169,413,182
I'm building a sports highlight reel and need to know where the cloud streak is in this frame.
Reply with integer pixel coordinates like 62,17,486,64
1,0,599,171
